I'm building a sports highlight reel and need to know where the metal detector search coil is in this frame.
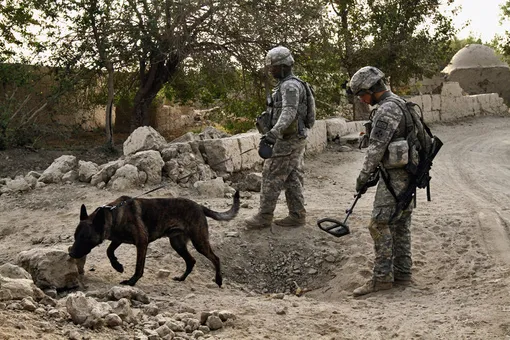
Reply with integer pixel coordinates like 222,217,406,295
316,193,361,238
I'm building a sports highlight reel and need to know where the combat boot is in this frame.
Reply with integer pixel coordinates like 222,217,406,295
274,215,306,227
245,213,273,229
394,274,414,286
353,279,392,297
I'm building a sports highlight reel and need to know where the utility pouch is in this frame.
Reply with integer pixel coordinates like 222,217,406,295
359,121,372,149
297,117,307,139
256,111,271,134
383,138,409,169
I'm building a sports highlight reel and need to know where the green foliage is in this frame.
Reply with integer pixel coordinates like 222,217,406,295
496,1,510,63
1,0,466,144
320,0,457,85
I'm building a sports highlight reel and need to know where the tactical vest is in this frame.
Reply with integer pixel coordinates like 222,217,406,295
377,95,417,170
269,76,308,138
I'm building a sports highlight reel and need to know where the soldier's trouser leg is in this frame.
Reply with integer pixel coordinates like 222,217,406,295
390,211,413,278
368,219,394,283
259,156,292,215
283,144,306,218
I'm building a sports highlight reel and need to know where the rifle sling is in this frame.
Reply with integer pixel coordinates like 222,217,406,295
379,165,399,202
379,165,415,212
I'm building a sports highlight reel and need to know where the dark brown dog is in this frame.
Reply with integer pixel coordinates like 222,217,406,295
68,191,240,287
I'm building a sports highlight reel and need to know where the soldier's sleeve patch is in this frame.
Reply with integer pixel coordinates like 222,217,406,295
371,118,393,142
375,120,388,130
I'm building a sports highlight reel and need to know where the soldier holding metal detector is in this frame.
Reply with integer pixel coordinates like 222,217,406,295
341,66,441,297
245,46,316,229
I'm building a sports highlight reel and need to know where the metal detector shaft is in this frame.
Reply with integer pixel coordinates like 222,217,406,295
345,193,361,220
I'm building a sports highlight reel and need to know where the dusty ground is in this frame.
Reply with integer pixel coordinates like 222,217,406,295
1,116,510,339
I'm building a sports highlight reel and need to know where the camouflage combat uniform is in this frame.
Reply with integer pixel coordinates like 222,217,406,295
259,75,307,220
357,91,413,283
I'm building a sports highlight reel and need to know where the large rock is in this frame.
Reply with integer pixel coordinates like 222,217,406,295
198,126,230,140
306,120,327,155
78,160,99,183
90,159,125,186
0,263,32,280
123,126,167,156
38,155,78,184
16,248,80,290
24,172,40,189
66,292,105,328
107,298,136,324
6,176,30,192
242,172,262,192
199,132,261,175
193,177,228,197
107,164,142,191
0,275,45,301
108,285,150,304
126,150,165,185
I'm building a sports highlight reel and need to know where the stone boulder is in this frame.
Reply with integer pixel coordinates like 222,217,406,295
90,159,125,187
107,164,143,191
0,275,45,301
241,172,262,192
16,248,80,290
0,263,32,280
198,126,230,140
38,155,78,184
5,176,30,192
126,150,165,185
123,126,167,156
193,177,230,198
162,142,215,186
78,160,99,183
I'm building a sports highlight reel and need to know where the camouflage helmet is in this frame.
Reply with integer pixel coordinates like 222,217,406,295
349,66,385,95
265,46,294,67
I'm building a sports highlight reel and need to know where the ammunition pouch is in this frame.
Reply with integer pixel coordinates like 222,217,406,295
383,138,409,169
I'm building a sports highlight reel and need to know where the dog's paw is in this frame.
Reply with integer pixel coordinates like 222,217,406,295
172,276,185,282
112,262,124,273
120,279,136,286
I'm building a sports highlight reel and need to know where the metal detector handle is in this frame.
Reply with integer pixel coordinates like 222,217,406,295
346,192,362,215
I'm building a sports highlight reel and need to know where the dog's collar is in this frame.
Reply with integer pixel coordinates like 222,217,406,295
101,200,127,211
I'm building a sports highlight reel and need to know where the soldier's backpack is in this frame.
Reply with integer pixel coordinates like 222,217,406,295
289,76,316,129
386,98,443,199
257,76,316,135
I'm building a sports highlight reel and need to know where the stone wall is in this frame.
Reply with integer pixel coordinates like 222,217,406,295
199,82,509,176
406,82,509,123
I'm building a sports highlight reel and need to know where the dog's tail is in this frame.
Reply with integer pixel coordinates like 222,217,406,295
202,190,240,221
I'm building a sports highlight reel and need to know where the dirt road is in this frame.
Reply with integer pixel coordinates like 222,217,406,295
1,116,510,339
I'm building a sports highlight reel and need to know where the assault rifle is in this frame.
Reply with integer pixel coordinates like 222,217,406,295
390,136,443,221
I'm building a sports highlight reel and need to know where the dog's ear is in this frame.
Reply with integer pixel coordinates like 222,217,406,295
92,208,106,234
80,204,88,220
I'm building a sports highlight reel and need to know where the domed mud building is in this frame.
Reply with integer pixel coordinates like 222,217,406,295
442,44,510,104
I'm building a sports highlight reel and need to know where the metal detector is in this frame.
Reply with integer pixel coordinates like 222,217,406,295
317,193,362,237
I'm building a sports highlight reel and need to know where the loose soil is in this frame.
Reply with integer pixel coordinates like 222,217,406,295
1,116,510,339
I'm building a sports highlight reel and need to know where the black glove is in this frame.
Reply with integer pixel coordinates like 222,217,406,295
258,137,273,159
262,131,277,145
356,176,368,195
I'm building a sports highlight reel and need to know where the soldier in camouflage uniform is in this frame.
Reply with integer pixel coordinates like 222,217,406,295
349,66,414,296
245,46,312,229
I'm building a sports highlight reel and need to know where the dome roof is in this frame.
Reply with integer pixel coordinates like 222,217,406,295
442,44,509,74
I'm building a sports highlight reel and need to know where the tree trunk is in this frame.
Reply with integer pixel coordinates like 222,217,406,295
131,56,179,131
105,61,115,149
339,2,360,120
